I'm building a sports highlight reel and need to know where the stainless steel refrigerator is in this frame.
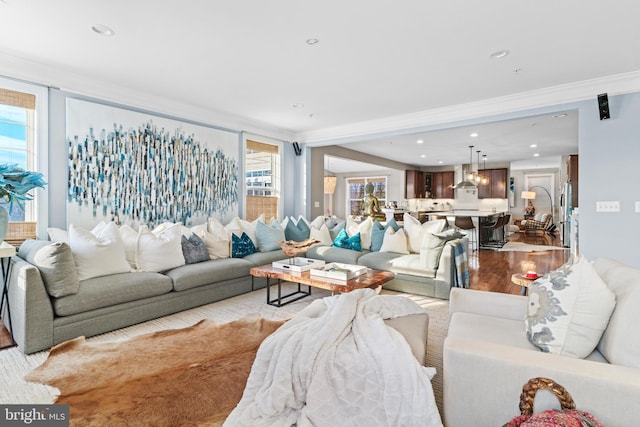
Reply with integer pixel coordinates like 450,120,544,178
560,181,573,247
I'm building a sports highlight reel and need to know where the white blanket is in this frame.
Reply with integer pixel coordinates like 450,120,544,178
224,289,443,427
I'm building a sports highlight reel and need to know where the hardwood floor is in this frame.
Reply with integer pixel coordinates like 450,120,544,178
0,230,568,351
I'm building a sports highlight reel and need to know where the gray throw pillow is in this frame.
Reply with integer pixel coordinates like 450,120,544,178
18,239,80,297
420,231,463,270
181,234,211,264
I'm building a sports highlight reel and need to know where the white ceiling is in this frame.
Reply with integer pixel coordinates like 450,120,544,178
1,1,638,168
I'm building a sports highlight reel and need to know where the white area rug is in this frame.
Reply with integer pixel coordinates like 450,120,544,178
498,241,569,252
0,285,449,417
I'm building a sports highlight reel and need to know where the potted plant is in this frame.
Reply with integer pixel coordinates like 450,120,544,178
0,164,47,242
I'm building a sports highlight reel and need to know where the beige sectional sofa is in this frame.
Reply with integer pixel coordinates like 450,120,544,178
443,258,640,427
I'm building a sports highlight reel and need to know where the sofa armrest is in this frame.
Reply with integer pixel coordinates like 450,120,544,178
6,256,55,354
444,335,640,427
449,287,528,322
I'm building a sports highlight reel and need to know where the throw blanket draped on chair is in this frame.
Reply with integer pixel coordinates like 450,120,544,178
224,289,443,427
452,239,470,288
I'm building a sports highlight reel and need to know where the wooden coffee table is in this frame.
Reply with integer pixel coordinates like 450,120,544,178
250,264,395,307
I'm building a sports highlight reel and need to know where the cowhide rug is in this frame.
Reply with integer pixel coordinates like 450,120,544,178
25,317,285,427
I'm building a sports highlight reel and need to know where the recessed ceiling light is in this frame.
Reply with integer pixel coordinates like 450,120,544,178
420,154,426,158
292,103,304,108
306,38,320,45
490,49,510,59
533,153,540,157
308,114,314,118
91,24,115,37
513,68,522,73
553,113,568,118
530,144,537,148
417,139,424,144
470,132,478,138
438,160,443,164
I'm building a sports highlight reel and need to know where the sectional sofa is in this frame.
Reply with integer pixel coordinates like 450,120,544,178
5,219,465,354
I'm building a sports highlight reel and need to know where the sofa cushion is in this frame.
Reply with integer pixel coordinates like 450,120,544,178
379,227,409,254
255,220,286,252
593,258,640,369
357,251,404,271
450,312,539,351
136,223,185,272
420,230,463,271
370,219,400,252
231,232,257,258
69,222,131,280
224,215,264,247
525,257,616,358
242,249,287,267
309,223,333,246
332,229,361,251
18,239,80,297
403,213,446,253
165,258,252,292
52,272,173,316
346,217,373,250
284,217,310,241
388,254,437,278
306,245,365,265
181,234,210,264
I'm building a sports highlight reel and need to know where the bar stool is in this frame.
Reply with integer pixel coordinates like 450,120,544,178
454,216,476,251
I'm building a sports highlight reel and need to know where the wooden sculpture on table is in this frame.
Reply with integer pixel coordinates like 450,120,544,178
278,238,320,258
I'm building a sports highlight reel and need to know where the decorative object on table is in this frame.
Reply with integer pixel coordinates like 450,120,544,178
278,238,320,257
310,262,367,282
0,164,46,242
362,182,386,221
503,377,604,427
272,257,325,272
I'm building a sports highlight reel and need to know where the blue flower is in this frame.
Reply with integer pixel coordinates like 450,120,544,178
0,163,47,213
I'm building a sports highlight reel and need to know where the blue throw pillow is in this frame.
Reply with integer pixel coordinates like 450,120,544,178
181,234,210,264
256,220,285,252
284,218,310,241
231,232,257,258
332,229,362,251
328,221,346,241
370,219,400,252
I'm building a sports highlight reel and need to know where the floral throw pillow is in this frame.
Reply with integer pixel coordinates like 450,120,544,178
525,256,616,358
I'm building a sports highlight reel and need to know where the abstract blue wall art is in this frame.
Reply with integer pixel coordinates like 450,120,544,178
66,98,240,229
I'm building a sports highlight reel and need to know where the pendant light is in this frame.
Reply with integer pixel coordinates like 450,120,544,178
481,154,488,185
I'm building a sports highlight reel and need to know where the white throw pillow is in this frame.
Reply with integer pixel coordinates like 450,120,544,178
224,214,265,247
403,213,446,253
346,217,374,250
68,222,131,281
525,256,617,358
136,223,186,272
197,218,230,259
119,224,139,270
47,227,69,243
379,227,409,254
309,223,333,246
309,215,326,230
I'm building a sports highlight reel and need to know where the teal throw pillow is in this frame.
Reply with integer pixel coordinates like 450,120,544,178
284,218,310,241
370,219,400,252
328,221,346,241
232,232,257,258
256,220,285,252
181,234,210,264
332,229,362,251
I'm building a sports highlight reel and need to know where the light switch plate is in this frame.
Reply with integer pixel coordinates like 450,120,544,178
596,201,620,212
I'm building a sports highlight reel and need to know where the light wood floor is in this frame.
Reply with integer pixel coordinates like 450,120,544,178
0,230,568,351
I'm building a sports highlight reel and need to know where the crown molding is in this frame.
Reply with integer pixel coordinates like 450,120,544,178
296,70,640,145
0,50,295,142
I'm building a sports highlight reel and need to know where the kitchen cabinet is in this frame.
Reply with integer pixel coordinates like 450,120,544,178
431,171,454,199
405,170,426,199
478,168,507,199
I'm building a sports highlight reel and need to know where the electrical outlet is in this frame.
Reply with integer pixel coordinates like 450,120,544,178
596,201,620,212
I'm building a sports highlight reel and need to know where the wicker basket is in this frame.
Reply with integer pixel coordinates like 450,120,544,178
5,221,37,246
503,377,604,427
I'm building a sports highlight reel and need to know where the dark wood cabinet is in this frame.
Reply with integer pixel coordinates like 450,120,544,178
567,155,578,207
478,168,507,199
431,171,454,199
405,170,426,199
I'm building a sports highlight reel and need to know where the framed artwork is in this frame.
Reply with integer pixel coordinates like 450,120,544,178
509,176,515,207
66,98,240,229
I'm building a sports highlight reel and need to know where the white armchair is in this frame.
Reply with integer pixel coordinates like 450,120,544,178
443,258,640,427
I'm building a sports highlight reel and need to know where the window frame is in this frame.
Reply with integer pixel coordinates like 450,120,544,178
345,176,388,217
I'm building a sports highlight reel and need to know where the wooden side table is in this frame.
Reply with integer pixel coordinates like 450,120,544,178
511,273,537,296
0,241,17,349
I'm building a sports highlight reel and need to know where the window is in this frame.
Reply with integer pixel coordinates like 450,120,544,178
346,176,387,217
245,139,280,221
0,88,36,221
